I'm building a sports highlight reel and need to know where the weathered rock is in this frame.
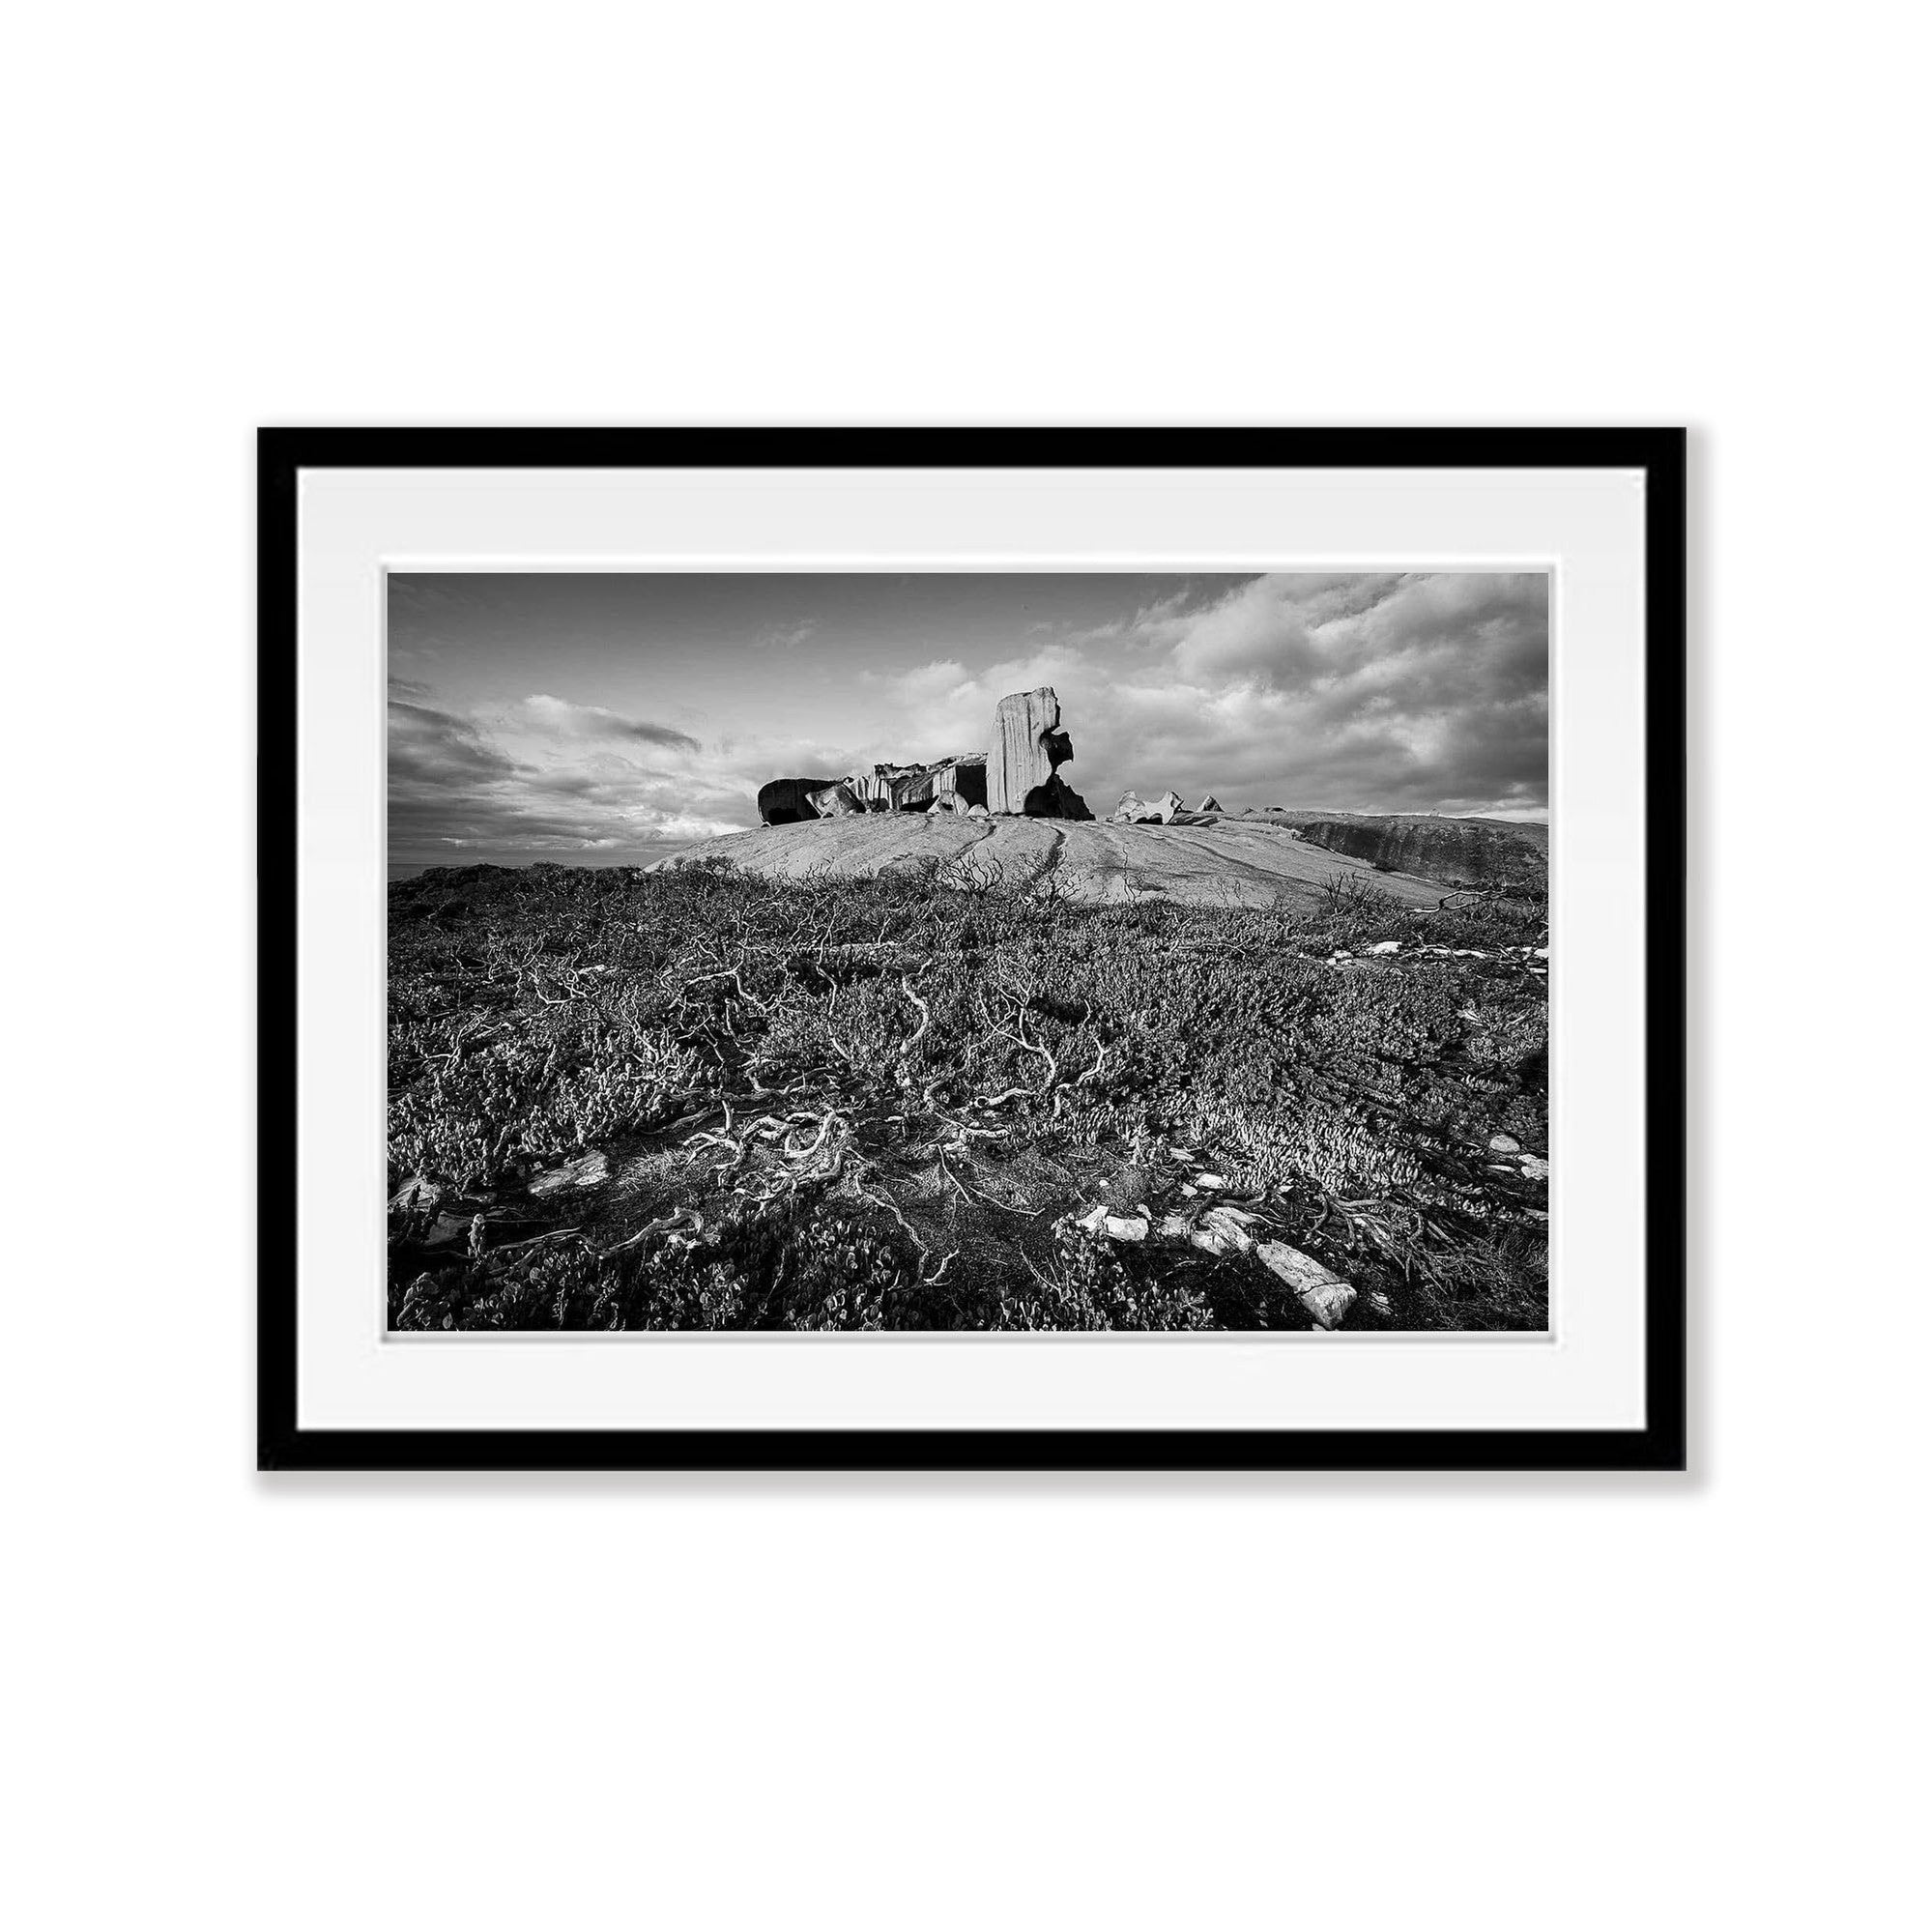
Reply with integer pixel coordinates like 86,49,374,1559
1488,1133,1522,1155
846,764,924,812
988,687,1092,818
1198,1204,1259,1254
423,1213,475,1249
656,817,1451,909
931,752,988,811
808,780,863,817
1025,772,1092,820
1074,1203,1152,1242
758,777,840,825
1254,1241,1355,1328
1197,793,1223,813
1117,789,1184,824
774,755,992,819
1290,815,1547,889
1517,1154,1550,1182
989,687,1058,813
529,1150,611,1197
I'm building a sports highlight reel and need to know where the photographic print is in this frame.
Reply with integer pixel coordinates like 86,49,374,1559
386,568,1551,1336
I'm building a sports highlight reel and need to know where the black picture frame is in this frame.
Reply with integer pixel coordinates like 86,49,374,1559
259,427,1686,1474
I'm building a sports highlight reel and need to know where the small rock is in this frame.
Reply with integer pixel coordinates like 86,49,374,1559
389,1175,443,1214
530,1150,612,1197
1254,1241,1356,1329
1201,1205,1259,1254
1368,939,1401,955
1103,1213,1149,1242
1158,1213,1193,1241
1517,1154,1550,1182
1488,1134,1522,1155
1180,1183,1199,1197
1074,1204,1110,1235
1196,1173,1227,1190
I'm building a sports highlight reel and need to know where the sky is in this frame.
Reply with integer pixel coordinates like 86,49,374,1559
388,571,1548,873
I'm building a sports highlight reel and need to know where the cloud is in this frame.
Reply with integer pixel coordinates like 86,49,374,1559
866,573,1548,820
512,694,700,751
388,687,734,866
387,701,522,787
752,620,819,651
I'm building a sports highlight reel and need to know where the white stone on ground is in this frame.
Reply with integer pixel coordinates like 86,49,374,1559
1254,1242,1357,1329
530,1150,611,1197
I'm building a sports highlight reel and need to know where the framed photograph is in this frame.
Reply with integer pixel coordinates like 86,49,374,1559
260,427,1685,1471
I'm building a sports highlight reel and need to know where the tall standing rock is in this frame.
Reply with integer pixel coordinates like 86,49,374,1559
988,688,1059,814
987,686,1092,818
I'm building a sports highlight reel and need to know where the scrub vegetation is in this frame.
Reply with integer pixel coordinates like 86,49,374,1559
388,859,1549,1332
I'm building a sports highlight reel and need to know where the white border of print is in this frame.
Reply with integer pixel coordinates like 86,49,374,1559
296,466,1642,1432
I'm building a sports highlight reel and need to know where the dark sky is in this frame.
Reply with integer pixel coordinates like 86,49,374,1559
388,571,1548,872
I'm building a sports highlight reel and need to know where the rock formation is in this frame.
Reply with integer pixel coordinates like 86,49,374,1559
1112,789,1184,824
807,780,863,817
764,756,991,823
755,689,1092,827
987,687,1091,819
845,765,922,813
929,753,989,811
758,777,840,825
1290,816,1547,888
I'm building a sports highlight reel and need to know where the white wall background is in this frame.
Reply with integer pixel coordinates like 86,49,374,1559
6,5,1926,1928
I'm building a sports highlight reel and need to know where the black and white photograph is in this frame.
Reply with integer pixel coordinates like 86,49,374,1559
24,9,1932,1925
388,568,1551,1334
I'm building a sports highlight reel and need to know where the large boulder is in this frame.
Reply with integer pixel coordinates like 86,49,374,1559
1024,773,1092,819
845,765,918,812
807,780,863,817
930,752,988,811
1116,789,1183,824
988,687,1091,819
763,754,992,825
758,777,839,825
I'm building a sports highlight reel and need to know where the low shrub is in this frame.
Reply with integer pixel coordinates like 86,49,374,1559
386,861,1549,1330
